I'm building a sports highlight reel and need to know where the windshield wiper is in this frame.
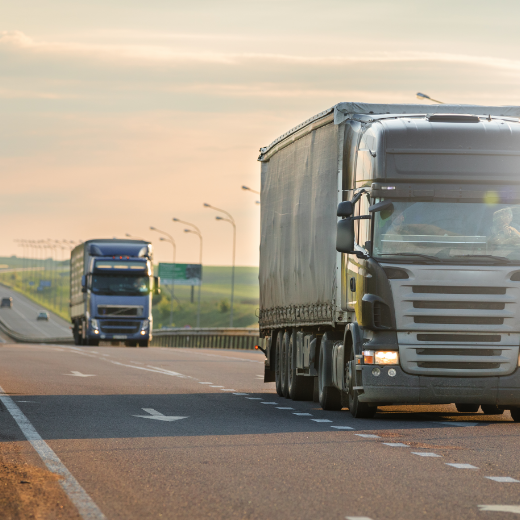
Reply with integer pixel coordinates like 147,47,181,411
448,254,512,265
376,253,442,263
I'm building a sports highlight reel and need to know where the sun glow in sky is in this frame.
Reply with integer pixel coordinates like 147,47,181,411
2,0,520,265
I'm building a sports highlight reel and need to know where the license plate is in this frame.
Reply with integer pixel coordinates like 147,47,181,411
113,335,127,339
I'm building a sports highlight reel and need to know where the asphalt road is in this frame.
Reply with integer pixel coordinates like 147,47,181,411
0,285,72,339
1,343,520,520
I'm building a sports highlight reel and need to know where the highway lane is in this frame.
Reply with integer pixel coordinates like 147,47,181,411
0,285,72,339
1,344,519,520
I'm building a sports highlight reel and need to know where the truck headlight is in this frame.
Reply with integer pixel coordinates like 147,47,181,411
91,319,99,331
140,320,149,331
363,350,375,364
375,351,399,365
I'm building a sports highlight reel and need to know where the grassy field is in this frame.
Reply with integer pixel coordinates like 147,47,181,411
0,257,259,328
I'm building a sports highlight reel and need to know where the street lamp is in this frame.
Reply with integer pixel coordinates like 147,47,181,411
204,203,236,327
173,218,203,328
150,226,176,327
416,92,445,104
125,233,145,240
242,185,260,195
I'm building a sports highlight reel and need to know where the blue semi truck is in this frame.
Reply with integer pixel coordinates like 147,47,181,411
70,239,159,346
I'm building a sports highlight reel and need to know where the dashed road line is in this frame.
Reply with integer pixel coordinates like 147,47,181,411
293,413,312,416
311,419,332,423
345,516,374,520
478,505,520,513
383,442,409,447
261,402,278,405
412,452,441,457
246,397,262,400
355,434,380,438
331,426,354,430
485,477,520,483
276,407,294,410
220,389,236,392
445,463,478,469
199,382,213,385
210,385,223,388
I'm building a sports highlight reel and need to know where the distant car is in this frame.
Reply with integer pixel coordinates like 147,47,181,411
0,297,12,308
36,311,49,321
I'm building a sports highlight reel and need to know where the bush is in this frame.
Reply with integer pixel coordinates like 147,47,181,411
219,300,230,313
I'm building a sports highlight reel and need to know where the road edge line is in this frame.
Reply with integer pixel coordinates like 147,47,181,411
0,384,106,520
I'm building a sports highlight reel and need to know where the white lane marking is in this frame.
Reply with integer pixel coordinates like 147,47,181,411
311,419,332,423
261,402,278,405
132,408,188,422
445,463,478,469
355,434,380,438
383,443,409,447
0,383,106,519
220,389,236,392
346,517,374,520
199,382,213,385
233,393,248,395
210,385,224,388
331,426,354,430
16,401,37,403
276,407,294,410
478,505,520,513
158,348,264,364
246,397,262,400
64,371,95,378
485,477,520,483
433,421,479,427
412,452,441,457
293,413,313,416
146,366,187,378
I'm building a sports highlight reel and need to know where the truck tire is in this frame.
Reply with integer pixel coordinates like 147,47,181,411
139,340,150,347
480,404,504,415
318,341,342,411
346,348,376,418
288,333,313,401
87,338,100,346
455,403,480,413
281,331,290,398
274,332,284,397
510,408,520,422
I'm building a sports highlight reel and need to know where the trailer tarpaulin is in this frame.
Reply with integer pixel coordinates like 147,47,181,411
259,122,339,328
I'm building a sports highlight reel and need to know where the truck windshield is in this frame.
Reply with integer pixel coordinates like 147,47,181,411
373,201,520,264
91,275,150,295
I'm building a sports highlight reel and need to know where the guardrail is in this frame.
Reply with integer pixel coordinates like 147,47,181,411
0,317,73,344
151,327,260,350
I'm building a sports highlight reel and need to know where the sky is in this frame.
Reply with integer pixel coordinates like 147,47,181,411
2,0,520,266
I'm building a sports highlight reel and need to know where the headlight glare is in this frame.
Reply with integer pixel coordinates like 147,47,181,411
375,351,399,365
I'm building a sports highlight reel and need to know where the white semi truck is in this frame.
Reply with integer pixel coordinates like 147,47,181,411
258,102,520,420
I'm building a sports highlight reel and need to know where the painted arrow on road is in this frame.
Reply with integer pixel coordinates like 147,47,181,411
133,408,188,422
64,371,96,377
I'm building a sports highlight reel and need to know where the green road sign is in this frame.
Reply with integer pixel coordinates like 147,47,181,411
158,263,202,286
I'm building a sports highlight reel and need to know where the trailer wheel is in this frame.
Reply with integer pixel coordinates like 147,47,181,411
510,408,520,422
288,333,313,401
318,344,342,410
455,403,480,413
480,404,504,415
346,349,376,418
274,332,284,397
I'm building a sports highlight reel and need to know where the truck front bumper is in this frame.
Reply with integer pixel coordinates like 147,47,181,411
358,365,520,406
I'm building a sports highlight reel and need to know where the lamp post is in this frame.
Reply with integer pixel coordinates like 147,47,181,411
203,203,236,327
125,233,145,240
242,185,260,195
150,226,176,327
416,92,445,104
172,218,203,328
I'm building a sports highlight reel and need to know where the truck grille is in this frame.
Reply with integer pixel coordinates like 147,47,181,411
386,264,520,376
100,320,140,334
97,305,143,317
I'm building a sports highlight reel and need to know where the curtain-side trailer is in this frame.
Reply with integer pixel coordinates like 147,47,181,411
259,102,520,420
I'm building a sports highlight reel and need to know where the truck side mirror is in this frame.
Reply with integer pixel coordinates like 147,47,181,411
81,275,87,293
369,200,394,213
154,276,161,295
337,201,354,217
336,218,355,253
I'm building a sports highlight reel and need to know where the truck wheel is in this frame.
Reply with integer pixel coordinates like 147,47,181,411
510,408,520,422
346,349,376,418
274,332,284,397
288,334,313,401
480,404,504,415
281,331,290,398
318,343,342,410
455,403,480,413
